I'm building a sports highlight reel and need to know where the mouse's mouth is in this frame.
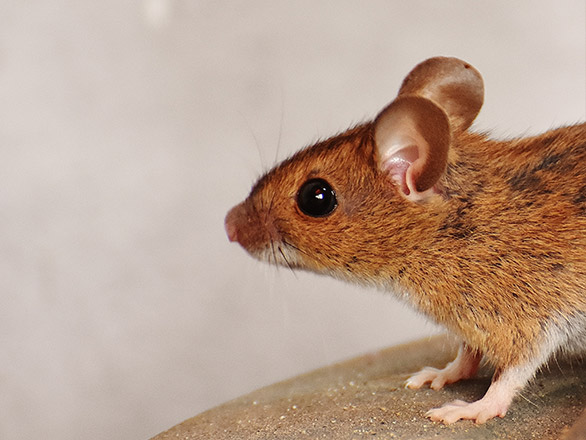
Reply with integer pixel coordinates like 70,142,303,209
252,239,305,270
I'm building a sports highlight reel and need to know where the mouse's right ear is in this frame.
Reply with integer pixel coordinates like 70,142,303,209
374,95,450,202
398,57,484,132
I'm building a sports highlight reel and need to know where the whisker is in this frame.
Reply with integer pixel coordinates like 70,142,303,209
274,86,285,165
267,189,277,217
278,246,297,277
239,111,266,172
270,240,278,268
282,239,310,257
251,197,263,221
517,391,539,408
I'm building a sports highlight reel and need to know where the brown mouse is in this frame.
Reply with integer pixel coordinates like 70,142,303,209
224,57,586,424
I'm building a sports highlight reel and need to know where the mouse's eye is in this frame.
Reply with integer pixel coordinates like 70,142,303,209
296,178,337,217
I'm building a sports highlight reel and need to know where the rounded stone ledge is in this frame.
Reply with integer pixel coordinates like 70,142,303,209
152,335,585,440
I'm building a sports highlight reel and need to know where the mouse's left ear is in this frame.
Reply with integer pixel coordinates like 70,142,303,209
374,95,450,202
397,57,484,132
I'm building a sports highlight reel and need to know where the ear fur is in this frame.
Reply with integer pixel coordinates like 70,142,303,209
398,57,484,132
374,95,450,202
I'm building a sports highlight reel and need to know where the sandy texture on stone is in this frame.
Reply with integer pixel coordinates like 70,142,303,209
152,335,585,439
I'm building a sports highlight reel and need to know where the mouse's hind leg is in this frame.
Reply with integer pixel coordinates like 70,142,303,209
424,363,527,424
406,342,482,390
425,326,563,424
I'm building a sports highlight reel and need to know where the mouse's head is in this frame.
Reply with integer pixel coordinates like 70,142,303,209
225,57,483,281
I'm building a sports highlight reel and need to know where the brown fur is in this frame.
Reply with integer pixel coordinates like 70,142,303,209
228,119,586,366
225,57,586,422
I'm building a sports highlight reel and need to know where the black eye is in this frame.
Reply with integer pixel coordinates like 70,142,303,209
296,178,337,217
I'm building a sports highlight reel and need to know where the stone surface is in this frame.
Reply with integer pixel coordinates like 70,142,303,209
152,335,585,439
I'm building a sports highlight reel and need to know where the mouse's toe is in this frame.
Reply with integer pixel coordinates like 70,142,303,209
426,398,509,424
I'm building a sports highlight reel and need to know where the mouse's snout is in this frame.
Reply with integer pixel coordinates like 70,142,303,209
224,203,244,243
224,199,282,256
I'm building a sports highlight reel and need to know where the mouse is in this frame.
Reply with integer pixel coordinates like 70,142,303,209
224,56,586,424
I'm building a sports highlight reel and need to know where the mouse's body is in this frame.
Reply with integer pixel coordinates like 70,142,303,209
225,57,586,424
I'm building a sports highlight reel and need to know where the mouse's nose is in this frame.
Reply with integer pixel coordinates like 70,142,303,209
224,203,244,242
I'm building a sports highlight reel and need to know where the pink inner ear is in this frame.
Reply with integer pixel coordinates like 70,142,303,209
380,144,419,195
374,95,450,201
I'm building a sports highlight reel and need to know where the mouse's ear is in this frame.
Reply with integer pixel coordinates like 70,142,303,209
398,57,483,132
374,95,450,202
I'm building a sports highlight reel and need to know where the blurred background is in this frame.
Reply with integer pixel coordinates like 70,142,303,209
0,1,584,438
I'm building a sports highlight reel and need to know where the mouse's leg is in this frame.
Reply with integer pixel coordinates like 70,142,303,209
427,350,551,424
405,342,481,390
426,319,567,424
425,364,525,424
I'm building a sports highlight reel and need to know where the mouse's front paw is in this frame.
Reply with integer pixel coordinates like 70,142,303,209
405,367,448,390
406,344,481,391
426,399,508,424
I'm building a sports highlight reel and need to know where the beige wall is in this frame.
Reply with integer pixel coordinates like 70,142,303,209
0,1,584,439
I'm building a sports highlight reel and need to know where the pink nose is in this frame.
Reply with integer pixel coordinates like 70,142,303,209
224,204,243,242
